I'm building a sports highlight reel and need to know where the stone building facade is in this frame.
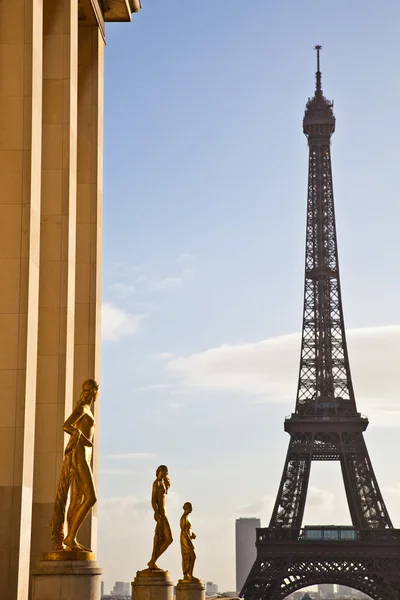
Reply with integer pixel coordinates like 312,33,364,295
0,2,140,598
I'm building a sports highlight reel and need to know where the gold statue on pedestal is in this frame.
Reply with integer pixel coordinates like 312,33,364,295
49,379,99,556
147,465,173,570
180,502,199,582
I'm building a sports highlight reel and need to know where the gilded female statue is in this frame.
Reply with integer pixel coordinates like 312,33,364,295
148,465,173,569
180,502,199,581
51,379,99,552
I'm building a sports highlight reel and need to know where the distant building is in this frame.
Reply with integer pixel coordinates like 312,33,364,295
101,581,105,597
206,582,218,595
112,581,131,595
235,517,261,593
318,584,334,598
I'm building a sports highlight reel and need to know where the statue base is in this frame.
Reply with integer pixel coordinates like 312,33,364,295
132,569,173,600
32,559,102,600
42,550,95,561
176,579,205,600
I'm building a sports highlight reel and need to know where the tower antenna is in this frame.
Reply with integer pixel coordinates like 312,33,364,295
314,44,322,95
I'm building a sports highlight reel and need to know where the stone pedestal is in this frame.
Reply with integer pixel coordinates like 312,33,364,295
32,559,102,600
176,579,206,600
132,569,174,600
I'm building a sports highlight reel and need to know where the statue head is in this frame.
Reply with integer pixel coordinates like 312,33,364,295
156,466,170,491
183,502,193,514
156,465,169,481
79,379,99,405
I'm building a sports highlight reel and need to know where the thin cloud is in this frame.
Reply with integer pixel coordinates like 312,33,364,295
164,326,400,427
151,276,183,291
238,495,274,518
151,268,194,292
101,302,146,342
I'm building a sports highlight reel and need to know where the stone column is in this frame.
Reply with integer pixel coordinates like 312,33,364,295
0,1,43,599
73,21,104,550
30,0,78,569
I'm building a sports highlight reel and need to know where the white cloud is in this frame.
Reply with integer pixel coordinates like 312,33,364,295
150,267,194,292
165,333,299,397
164,326,400,427
104,453,155,460
238,488,334,522
305,486,335,513
101,302,145,341
239,495,274,517
151,276,183,291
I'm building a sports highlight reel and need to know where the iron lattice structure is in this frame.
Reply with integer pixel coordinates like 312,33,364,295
241,47,400,600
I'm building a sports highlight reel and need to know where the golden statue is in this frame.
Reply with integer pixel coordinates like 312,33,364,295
50,379,99,552
180,502,199,582
147,465,173,569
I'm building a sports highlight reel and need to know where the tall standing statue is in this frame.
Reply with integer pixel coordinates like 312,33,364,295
180,502,199,581
147,465,173,569
50,379,99,552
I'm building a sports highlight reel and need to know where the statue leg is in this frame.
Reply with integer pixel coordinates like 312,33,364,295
63,451,96,551
158,520,173,557
148,524,162,569
188,550,196,579
182,551,190,579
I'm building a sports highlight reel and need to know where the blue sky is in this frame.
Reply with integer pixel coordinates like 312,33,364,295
97,1,400,593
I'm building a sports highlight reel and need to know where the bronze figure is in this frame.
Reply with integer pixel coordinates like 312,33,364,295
180,502,199,581
50,379,99,552
147,465,173,569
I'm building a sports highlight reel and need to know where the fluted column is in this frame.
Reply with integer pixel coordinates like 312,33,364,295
0,0,43,598
73,21,104,550
30,0,78,569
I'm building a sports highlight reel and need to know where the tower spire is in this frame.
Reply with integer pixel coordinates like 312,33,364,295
314,44,322,96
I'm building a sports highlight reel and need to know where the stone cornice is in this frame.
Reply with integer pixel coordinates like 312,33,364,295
79,0,105,40
79,0,141,34
104,0,141,21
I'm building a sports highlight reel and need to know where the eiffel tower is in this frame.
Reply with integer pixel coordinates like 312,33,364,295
240,47,400,600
